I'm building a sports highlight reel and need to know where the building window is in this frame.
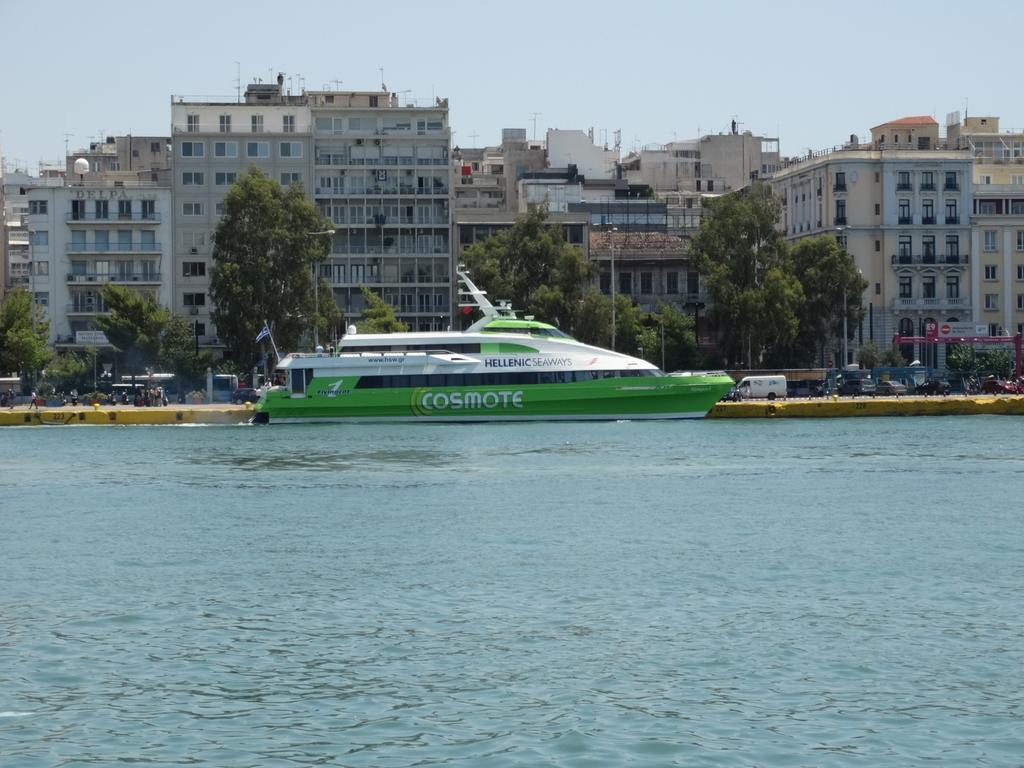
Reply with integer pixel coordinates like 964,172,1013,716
619,272,633,295
28,200,47,215
921,171,934,190
141,200,156,220
1018,264,1024,281
183,292,206,306
180,141,204,158
980,174,993,185
1018,294,1024,311
187,114,199,133
898,235,912,260
280,172,302,186
1017,231,1024,251
834,171,846,191
181,171,205,186
946,275,959,298
95,200,109,219
219,115,231,133
215,171,237,186
279,141,303,158
985,264,998,280
834,199,846,224
29,230,48,246
922,236,935,260
985,294,998,310
897,171,911,190
875,240,881,252
898,199,911,224
899,276,912,298
251,114,264,133
246,142,269,158
946,234,959,258
984,231,998,252
944,171,958,190
182,202,203,216
193,322,206,337
214,141,238,158
707,180,714,192
640,272,653,294
666,271,679,294
945,199,958,223
150,141,161,153
283,115,295,133
182,261,206,277
922,276,936,299
922,199,934,223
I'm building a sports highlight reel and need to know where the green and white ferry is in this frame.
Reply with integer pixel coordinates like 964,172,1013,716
251,272,733,424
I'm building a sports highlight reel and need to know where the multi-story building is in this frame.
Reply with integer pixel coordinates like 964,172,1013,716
452,129,546,212
947,115,1024,337
309,89,452,331
172,77,453,338
770,116,973,368
23,177,173,349
2,166,63,300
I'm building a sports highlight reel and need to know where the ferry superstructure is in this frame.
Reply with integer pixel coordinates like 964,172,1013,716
251,273,733,423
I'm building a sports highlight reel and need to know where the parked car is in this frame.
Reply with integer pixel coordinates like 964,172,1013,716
875,380,907,396
719,386,742,402
980,377,1017,395
230,387,260,404
838,378,876,397
787,379,826,398
915,379,951,396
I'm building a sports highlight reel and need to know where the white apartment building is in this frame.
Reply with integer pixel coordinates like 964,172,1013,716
172,77,453,337
771,117,973,368
22,181,173,347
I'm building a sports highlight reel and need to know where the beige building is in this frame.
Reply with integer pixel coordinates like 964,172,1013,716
950,114,1024,337
451,129,546,212
771,116,973,368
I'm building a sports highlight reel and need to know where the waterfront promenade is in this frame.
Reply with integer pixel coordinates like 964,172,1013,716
2,394,1024,425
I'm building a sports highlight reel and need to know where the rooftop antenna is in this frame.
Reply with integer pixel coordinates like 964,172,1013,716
330,79,343,90
468,132,479,146
63,133,73,158
379,66,386,91
235,61,241,102
530,112,541,140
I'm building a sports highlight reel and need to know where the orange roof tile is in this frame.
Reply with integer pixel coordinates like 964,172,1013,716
872,115,938,129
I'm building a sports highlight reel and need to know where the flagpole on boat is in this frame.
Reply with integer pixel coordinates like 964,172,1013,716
264,319,282,363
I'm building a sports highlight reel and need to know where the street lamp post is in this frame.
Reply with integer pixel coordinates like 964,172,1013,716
606,225,614,352
307,228,336,349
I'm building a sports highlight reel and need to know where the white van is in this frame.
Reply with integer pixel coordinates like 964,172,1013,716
736,375,787,401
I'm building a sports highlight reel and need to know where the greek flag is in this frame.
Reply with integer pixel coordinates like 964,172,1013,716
255,324,271,343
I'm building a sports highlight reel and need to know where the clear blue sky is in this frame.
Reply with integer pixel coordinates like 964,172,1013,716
3,0,1022,171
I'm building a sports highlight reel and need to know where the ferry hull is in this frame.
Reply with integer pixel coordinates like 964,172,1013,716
253,375,733,424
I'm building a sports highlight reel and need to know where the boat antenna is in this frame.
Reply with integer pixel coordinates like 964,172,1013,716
457,267,516,331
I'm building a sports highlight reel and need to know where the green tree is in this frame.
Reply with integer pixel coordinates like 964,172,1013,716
41,351,91,393
316,277,344,345
787,236,868,367
94,284,169,376
573,287,613,347
945,344,978,374
978,347,1014,378
653,303,699,372
0,289,51,378
159,314,215,388
356,286,409,333
209,168,332,365
688,183,801,367
459,205,595,333
856,341,881,371
879,345,907,367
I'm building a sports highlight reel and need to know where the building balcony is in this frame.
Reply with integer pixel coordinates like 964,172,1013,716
832,183,847,192
67,272,162,283
922,216,936,225
896,183,913,191
898,216,913,225
944,182,960,191
945,215,960,225
66,212,161,223
891,253,968,266
66,242,162,253
892,297,969,310
833,216,847,226
920,183,936,191
66,303,108,315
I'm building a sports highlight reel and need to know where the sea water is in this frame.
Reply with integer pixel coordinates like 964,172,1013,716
1,418,1022,766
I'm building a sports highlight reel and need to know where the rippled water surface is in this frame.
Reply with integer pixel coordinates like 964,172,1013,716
2,418,1023,766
